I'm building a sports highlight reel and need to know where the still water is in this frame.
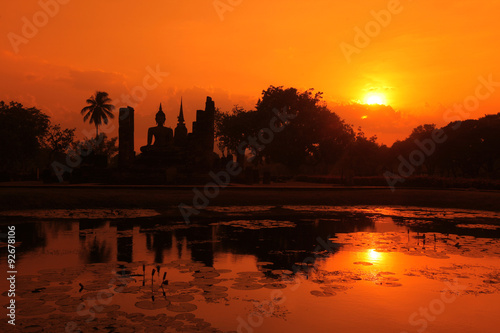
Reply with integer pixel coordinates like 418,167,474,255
1,206,499,333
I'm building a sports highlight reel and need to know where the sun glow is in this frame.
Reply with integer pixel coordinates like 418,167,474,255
365,93,386,105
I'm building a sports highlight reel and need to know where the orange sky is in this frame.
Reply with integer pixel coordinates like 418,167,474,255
1,0,500,149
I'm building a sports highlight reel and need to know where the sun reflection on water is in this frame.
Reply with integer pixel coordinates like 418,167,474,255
366,248,383,263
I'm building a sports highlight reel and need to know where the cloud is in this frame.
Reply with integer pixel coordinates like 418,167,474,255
55,69,127,92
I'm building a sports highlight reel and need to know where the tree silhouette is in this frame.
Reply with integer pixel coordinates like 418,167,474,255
72,134,119,161
216,106,257,156
216,86,354,171
0,101,50,174
42,124,75,157
80,91,115,138
340,128,385,177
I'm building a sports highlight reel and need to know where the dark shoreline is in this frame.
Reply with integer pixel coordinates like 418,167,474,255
0,184,499,213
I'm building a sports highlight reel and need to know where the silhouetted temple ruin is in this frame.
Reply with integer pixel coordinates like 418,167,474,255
117,97,217,183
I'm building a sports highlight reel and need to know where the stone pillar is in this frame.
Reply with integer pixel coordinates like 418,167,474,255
205,96,215,152
174,124,188,147
119,107,135,167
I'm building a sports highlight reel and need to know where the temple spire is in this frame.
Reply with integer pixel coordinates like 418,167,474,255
159,103,163,112
178,98,185,123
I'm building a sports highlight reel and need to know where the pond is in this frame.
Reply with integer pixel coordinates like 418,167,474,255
1,206,499,333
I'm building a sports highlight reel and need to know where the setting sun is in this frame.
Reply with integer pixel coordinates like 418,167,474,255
365,93,386,105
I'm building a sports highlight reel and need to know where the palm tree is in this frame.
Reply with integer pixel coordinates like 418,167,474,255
80,91,115,137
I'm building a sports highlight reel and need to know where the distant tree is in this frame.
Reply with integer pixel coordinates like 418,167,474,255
408,124,436,140
215,105,258,158
80,91,115,138
387,115,500,179
72,134,119,164
216,86,354,171
340,128,385,177
474,114,500,178
42,124,76,159
438,114,500,178
93,135,119,159
255,86,354,169
409,124,438,175
0,101,50,174
315,112,355,172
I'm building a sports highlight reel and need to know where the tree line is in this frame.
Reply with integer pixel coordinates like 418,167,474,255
0,92,117,181
216,86,500,181
1,87,498,183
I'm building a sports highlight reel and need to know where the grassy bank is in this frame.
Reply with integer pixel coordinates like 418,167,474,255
0,185,499,213
296,175,500,190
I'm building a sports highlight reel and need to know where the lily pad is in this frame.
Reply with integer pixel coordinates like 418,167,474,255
310,290,336,297
231,283,264,290
204,292,228,299
375,281,403,287
91,304,121,313
166,302,197,312
55,297,82,306
193,271,220,279
191,278,222,286
202,285,228,293
165,294,195,302
169,282,191,289
40,293,70,302
80,291,114,301
127,313,146,321
19,305,56,316
237,272,264,278
256,262,273,266
263,283,287,289
115,286,141,293
353,262,374,266
175,313,196,320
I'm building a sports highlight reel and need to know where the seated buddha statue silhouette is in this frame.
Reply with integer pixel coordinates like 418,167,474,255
140,104,174,153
